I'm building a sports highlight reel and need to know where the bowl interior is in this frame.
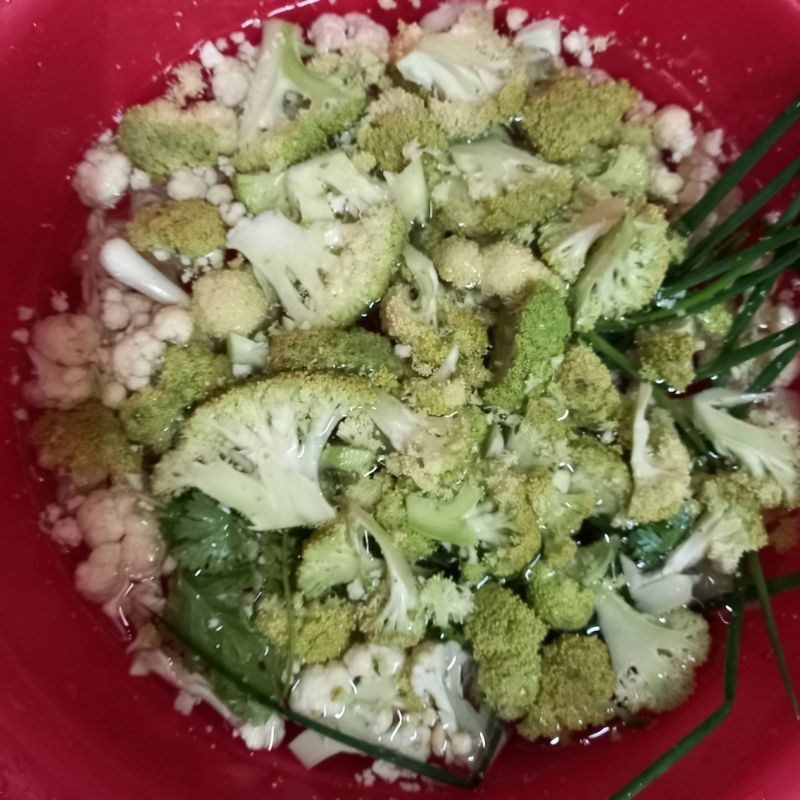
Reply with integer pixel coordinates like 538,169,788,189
1,1,800,798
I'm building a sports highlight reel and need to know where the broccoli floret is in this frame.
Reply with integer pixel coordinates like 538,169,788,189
374,481,438,562
296,514,380,599
521,73,636,163
350,506,426,648
636,324,698,391
284,150,388,222
526,560,595,631
465,583,547,720
30,400,142,489
118,99,238,177
126,199,226,259
536,189,627,282
376,398,489,495
393,6,528,141
307,48,391,92
518,634,616,741
568,435,632,519
357,88,448,172
152,372,377,530
256,593,357,664
119,344,231,454
384,155,429,225
572,204,673,332
690,388,799,504
506,395,573,470
594,586,710,713
235,21,367,172
381,285,490,378
191,269,275,340
626,383,692,524
594,144,650,197
484,284,571,411
228,204,407,327
340,471,391,512
419,576,474,630
432,137,574,238
554,342,622,431
232,168,291,216
406,376,471,416
268,328,405,391
661,472,773,575
433,236,562,303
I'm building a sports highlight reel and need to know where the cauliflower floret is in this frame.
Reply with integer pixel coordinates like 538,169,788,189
23,348,96,410
236,719,287,751
31,314,101,367
211,57,252,108
308,13,390,60
49,516,84,548
649,162,685,203
652,105,697,163
74,486,165,601
149,306,193,345
111,329,165,391
72,143,132,209
167,168,212,201
100,284,154,332
166,62,206,106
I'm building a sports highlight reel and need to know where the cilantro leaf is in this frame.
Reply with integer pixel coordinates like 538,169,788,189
623,507,695,567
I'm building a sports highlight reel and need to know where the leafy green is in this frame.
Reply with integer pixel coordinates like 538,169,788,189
623,508,695,568
160,491,261,573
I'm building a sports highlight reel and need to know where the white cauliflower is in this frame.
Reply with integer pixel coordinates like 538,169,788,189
649,162,685,203
111,329,166,390
308,13,391,60
49,516,84,548
211,58,252,107
652,105,697,163
72,143,132,209
31,314,101,367
166,61,206,106
167,168,212,201
74,486,165,602
149,306,193,345
23,348,95,410
100,284,154,332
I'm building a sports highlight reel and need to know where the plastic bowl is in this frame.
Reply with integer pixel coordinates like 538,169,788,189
1,1,800,798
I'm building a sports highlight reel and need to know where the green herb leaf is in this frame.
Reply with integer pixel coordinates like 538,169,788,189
623,508,695,568
160,491,261,573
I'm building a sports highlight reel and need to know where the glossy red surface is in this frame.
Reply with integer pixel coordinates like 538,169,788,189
1,1,800,798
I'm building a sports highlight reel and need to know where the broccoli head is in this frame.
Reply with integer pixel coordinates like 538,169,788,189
506,395,573,470
406,375,471,416
594,586,710,714
517,634,616,741
526,559,595,631
465,583,547,720
627,383,692,525
118,99,238,177
31,400,142,490
256,593,357,664
374,481,438,562
521,72,636,163
357,88,448,173
432,137,575,238
568,435,632,520
152,372,377,530
126,199,226,259
572,204,673,332
119,344,231,454
234,21,367,172
269,328,405,391
536,189,627,283
636,324,698,391
228,204,407,328
296,513,380,599
554,342,622,431
191,269,275,340
484,284,571,411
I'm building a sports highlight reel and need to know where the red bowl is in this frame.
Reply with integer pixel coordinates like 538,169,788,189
2,1,800,798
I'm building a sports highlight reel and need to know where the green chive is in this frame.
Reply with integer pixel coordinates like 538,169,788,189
685,158,800,264
696,321,800,379
773,190,800,232
582,331,639,378
662,226,800,296
675,95,800,237
749,340,800,392
609,589,744,800
746,551,800,718
281,531,296,692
